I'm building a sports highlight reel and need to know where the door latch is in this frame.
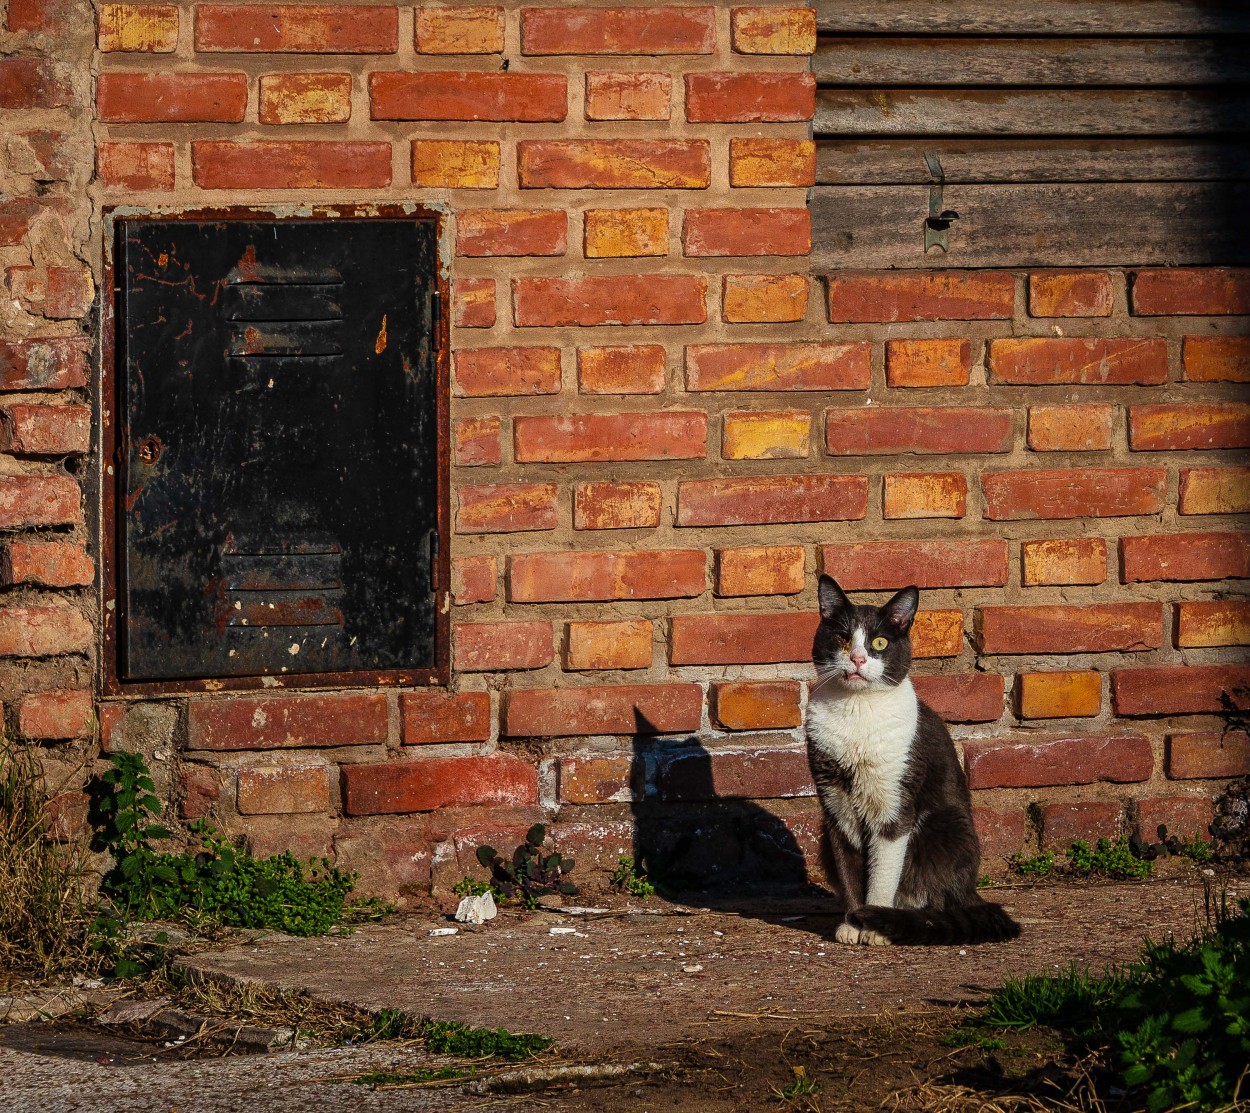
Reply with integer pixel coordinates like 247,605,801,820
924,152,959,253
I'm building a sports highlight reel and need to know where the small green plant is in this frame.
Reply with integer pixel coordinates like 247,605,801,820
976,874,992,890
773,1065,820,1106
1009,849,1055,878
345,1065,472,1088
1067,836,1153,880
1132,823,1215,864
474,824,577,909
609,856,655,899
971,963,1130,1035
452,875,494,898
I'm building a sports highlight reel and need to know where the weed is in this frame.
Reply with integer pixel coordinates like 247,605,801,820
345,1066,472,1087
1067,837,1153,880
773,1065,820,1107
1009,850,1055,878
474,824,577,908
975,874,992,890
609,856,655,899
452,876,493,898
971,963,1130,1035
423,1019,553,1060
938,1028,1004,1050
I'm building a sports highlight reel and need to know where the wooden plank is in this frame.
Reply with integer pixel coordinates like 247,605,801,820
815,1,1250,35
810,181,1250,269
816,139,1250,184
815,37,1250,86
815,89,1248,137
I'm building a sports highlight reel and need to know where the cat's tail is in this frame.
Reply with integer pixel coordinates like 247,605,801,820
846,899,1020,946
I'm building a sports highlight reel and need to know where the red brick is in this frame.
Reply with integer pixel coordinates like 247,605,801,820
1113,664,1250,716
964,734,1152,790
565,620,653,671
97,72,246,122
7,265,94,320
713,681,802,730
972,807,1027,860
19,689,92,739
453,417,501,467
558,756,636,803
451,555,496,604
1040,802,1124,851
7,0,67,32
9,128,71,182
1121,533,1250,583
574,481,662,530
1167,731,1250,780
584,207,668,258
716,545,805,596
977,603,1162,655
411,139,499,188
1022,538,1107,586
1027,404,1115,452
504,683,702,737
513,275,706,327
585,71,671,120
727,138,815,187
1176,600,1250,648
456,620,552,671
521,7,715,54
1,541,93,587
991,338,1167,386
0,199,47,248
1,403,89,456
179,764,222,820
457,483,557,534
195,3,398,52
578,346,666,395
97,141,175,190
518,139,710,189
913,674,1004,724
414,5,503,54
1028,271,1114,317
258,72,352,124
342,755,538,816
731,7,816,54
682,208,810,257
826,406,1013,456
237,765,331,815
514,411,707,463
0,606,94,657
1017,671,1102,719
1179,467,1250,514
656,746,813,802
670,612,817,665
192,141,391,189
1131,268,1250,316
1183,335,1250,383
453,347,561,397
0,475,81,528
1129,402,1250,451
370,71,565,121
722,274,809,323
1135,795,1214,842
45,792,90,842
507,550,705,603
401,690,492,744
186,693,387,751
677,475,867,527
826,272,1014,323
0,338,90,389
453,278,495,328
685,342,869,392
456,209,566,257
0,58,71,109
685,72,814,122
885,339,970,388
882,473,966,519
821,539,1007,590
983,468,1165,520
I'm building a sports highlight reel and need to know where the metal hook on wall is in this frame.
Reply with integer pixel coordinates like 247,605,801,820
923,152,960,253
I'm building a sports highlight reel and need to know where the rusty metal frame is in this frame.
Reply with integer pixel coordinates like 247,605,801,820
98,204,452,697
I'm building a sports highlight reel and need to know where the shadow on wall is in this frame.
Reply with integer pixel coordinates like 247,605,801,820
628,710,836,907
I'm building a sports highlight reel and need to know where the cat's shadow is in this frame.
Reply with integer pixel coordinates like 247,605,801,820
628,709,842,924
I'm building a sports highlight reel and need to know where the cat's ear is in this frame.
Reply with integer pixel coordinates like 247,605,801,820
882,586,919,633
818,574,852,621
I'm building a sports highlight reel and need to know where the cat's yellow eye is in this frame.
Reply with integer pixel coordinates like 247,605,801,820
871,636,889,651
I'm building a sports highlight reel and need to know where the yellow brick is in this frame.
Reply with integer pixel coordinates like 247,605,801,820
583,208,668,258
1018,671,1102,719
723,410,810,460
411,140,500,189
715,545,805,596
1021,538,1107,586
565,620,653,670
99,3,179,51
913,610,963,658
728,138,816,187
259,73,352,125
1179,467,1250,514
883,473,966,519
731,6,817,54
1027,404,1115,452
415,6,504,54
1176,601,1250,647
885,339,970,388
722,274,808,323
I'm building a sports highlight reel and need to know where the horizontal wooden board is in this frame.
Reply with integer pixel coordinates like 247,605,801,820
815,89,1250,137
816,139,1250,184
810,181,1250,268
815,37,1250,86
815,1,1250,35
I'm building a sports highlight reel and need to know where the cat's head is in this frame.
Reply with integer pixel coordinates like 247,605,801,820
812,574,919,692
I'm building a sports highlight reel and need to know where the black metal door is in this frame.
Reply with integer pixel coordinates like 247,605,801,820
116,217,439,680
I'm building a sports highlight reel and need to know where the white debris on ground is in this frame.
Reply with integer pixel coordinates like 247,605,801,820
454,892,497,926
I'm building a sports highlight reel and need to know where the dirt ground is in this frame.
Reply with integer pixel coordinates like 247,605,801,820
1,872,1241,1113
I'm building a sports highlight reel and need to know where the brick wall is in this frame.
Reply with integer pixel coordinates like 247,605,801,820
2,2,1247,901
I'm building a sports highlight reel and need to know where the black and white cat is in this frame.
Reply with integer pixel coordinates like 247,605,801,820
806,575,1019,946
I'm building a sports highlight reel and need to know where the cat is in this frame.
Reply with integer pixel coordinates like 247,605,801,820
805,575,1019,946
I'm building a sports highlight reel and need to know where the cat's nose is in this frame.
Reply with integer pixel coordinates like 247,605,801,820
850,652,867,666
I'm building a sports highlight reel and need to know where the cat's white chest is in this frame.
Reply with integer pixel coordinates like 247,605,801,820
807,679,918,832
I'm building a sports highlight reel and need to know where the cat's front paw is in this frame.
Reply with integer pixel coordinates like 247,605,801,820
834,922,861,945
858,928,892,946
